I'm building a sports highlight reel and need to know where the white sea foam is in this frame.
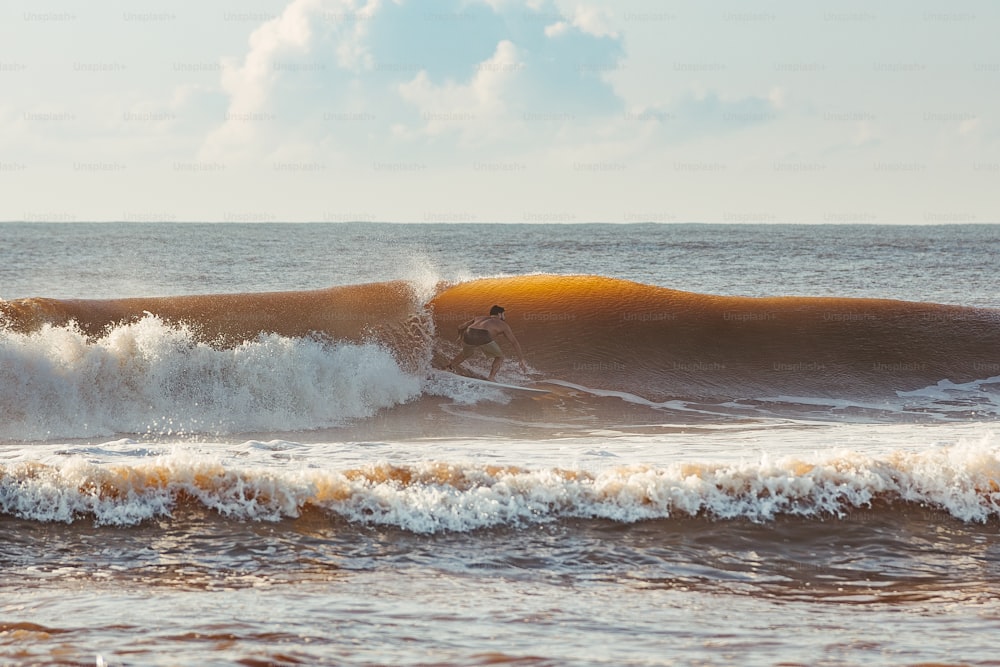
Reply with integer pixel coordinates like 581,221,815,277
0,316,421,441
898,375,1000,402
3,443,1000,530
757,374,1000,420
423,370,512,405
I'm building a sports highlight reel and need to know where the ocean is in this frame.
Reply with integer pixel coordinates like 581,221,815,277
1,222,999,666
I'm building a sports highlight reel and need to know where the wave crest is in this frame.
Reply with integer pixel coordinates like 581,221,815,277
4,446,1000,530
0,316,420,440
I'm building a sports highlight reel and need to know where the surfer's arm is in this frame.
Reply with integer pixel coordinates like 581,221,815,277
500,325,528,370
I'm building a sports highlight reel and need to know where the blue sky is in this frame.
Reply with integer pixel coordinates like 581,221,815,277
1,0,997,222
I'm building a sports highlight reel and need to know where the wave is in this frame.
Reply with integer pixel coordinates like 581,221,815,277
3,274,1000,439
0,316,421,440
0,280,432,360
428,275,1000,401
3,446,1000,531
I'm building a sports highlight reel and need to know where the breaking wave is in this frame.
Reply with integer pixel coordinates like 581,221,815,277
3,274,1000,439
3,445,1000,531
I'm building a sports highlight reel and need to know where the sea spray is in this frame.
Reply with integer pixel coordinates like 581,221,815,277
0,316,421,440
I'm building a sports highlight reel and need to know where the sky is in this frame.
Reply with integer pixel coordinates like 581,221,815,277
1,0,997,223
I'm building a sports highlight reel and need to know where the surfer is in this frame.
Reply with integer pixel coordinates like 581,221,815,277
446,305,528,381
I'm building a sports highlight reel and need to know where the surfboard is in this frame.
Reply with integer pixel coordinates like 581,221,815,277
430,369,551,395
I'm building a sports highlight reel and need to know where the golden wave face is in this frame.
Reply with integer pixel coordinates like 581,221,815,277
431,275,1000,399
4,274,999,401
1,280,428,358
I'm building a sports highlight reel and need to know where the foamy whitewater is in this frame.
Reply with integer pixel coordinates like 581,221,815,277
2,223,1000,666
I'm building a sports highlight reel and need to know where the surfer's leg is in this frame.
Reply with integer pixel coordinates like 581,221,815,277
480,341,505,380
447,351,466,371
488,355,503,381
447,343,476,371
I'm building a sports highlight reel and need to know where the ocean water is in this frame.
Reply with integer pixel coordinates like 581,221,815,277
2,222,1000,666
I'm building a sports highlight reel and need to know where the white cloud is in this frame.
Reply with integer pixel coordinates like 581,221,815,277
193,0,625,170
332,1,380,70
397,39,524,143
200,0,332,158
226,0,317,108
570,5,617,38
545,6,615,38
544,21,569,37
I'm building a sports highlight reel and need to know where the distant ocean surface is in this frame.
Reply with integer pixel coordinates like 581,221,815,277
2,222,1000,666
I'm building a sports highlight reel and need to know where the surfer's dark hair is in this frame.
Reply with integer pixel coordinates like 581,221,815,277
490,305,505,316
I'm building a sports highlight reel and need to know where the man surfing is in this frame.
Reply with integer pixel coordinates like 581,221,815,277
446,305,528,381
